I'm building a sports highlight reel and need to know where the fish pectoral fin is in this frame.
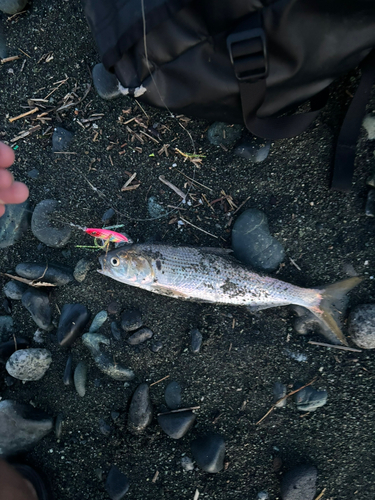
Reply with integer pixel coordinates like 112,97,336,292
246,303,285,313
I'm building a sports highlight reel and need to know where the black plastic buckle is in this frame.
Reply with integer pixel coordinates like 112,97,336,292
227,27,268,82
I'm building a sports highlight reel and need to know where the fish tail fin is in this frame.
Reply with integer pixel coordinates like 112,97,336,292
307,277,362,346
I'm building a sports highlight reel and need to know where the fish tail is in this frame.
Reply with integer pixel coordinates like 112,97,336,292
307,277,362,346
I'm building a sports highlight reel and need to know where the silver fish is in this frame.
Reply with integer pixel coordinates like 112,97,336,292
98,244,362,346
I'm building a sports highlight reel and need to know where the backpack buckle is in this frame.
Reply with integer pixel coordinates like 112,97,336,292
227,27,268,82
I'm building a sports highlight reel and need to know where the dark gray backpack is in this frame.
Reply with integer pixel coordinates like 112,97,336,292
83,0,375,191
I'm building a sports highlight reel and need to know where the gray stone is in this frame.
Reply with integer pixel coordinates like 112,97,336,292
52,127,74,152
257,492,269,500
181,456,194,472
16,262,74,285
294,382,327,412
363,114,375,140
73,258,92,282
93,63,121,100
6,348,52,381
55,413,64,439
0,315,14,342
165,380,182,410
31,199,72,248
158,410,196,439
111,321,122,340
121,309,143,332
82,333,135,381
2,297,11,314
191,432,225,473
232,209,285,271
0,400,53,456
0,19,7,59
0,0,28,15
105,465,130,500
22,289,53,331
27,168,39,179
3,280,28,300
207,122,243,147
102,208,116,222
234,137,271,163
74,361,88,397
89,310,108,332
63,353,73,385
349,304,375,348
281,465,317,500
365,190,375,217
0,201,31,248
190,328,202,353
57,303,91,347
99,418,112,436
147,196,167,218
127,327,153,345
151,340,163,352
128,383,153,434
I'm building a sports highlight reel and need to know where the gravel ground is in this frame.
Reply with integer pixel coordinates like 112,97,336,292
1,2,375,499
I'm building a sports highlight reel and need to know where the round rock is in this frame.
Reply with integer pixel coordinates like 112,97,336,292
165,380,182,410
22,289,52,331
281,465,317,500
349,304,375,349
6,348,52,381
0,315,14,342
234,136,271,163
52,127,74,152
93,63,121,101
190,328,203,353
3,280,28,300
31,199,72,248
191,432,225,473
74,361,88,397
294,383,327,412
73,258,92,282
158,410,196,439
127,327,153,345
105,465,130,500
63,353,74,386
89,310,108,333
57,303,91,347
0,0,28,15
0,201,31,248
128,383,153,434
16,262,74,285
121,309,143,332
232,208,285,271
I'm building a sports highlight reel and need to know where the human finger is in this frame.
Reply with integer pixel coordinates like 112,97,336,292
0,142,15,169
0,204,5,217
0,182,29,205
0,169,14,190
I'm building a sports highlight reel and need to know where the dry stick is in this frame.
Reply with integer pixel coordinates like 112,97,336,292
121,172,137,191
152,471,159,483
139,129,160,144
179,217,219,239
9,107,39,122
308,341,362,353
232,195,251,215
314,488,326,500
193,490,200,500
256,377,318,425
159,175,187,200
1,273,56,288
289,257,302,271
157,406,200,417
150,374,170,387
18,48,31,58
1,55,21,63
176,169,213,192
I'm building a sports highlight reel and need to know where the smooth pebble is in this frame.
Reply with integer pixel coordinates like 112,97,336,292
111,321,122,340
234,136,271,162
6,348,52,381
63,353,74,385
121,309,143,332
273,382,287,408
57,304,91,347
93,63,121,100
151,341,163,352
181,456,194,472
294,382,327,412
89,310,108,333
158,410,196,439
3,280,28,300
0,0,28,15
0,201,31,248
55,413,64,439
0,315,14,342
190,328,203,353
105,465,130,500
31,200,72,248
164,380,182,410
281,465,317,500
128,383,153,434
16,262,74,285
127,327,153,345
349,304,375,348
22,289,52,331
74,361,88,397
191,432,225,473
52,127,74,152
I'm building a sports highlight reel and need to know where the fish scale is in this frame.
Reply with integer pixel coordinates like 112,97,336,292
98,244,362,345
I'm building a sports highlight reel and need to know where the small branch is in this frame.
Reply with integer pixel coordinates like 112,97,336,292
308,341,362,353
1,55,21,63
150,374,170,387
9,107,39,122
159,175,186,200
256,377,318,425
180,217,219,239
314,488,326,500
157,406,200,416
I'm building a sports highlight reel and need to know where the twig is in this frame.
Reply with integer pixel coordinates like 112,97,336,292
159,175,186,200
256,377,318,425
18,48,31,58
232,195,251,215
289,257,301,271
157,406,200,416
121,172,137,191
1,55,21,63
314,488,326,500
152,471,159,483
1,273,56,288
308,341,362,353
193,490,200,500
150,374,170,387
179,217,219,239
10,125,41,142
139,129,159,143
9,107,39,122
176,169,213,191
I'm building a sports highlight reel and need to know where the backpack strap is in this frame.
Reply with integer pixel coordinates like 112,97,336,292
331,49,375,191
227,12,328,140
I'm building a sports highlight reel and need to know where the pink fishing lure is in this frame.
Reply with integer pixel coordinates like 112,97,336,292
84,228,131,243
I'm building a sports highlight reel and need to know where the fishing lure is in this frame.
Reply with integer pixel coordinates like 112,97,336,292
70,223,132,251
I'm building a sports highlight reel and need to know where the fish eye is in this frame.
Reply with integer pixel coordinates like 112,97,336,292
92,231,98,236
111,257,120,267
